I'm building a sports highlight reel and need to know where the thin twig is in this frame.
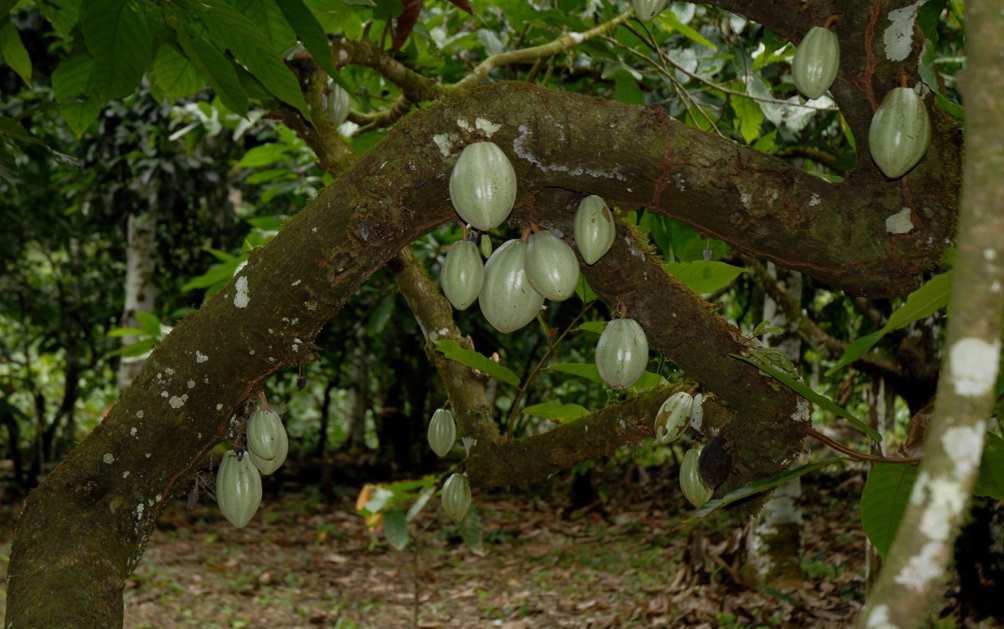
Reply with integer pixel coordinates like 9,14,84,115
803,426,921,464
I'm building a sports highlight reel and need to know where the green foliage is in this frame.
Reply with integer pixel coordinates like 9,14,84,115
433,339,520,387
861,463,919,560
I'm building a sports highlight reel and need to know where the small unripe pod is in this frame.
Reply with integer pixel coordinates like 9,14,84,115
427,409,457,458
654,392,693,444
595,318,649,390
574,196,616,265
217,450,263,528
680,448,713,507
442,473,471,522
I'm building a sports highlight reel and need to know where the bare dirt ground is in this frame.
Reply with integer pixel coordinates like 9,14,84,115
0,463,968,628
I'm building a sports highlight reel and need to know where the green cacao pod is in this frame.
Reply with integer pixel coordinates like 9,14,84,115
479,239,545,333
480,233,493,259
441,240,485,311
248,420,288,475
323,81,351,126
654,391,693,444
524,230,580,302
442,473,472,522
574,196,616,265
632,0,669,22
217,450,263,528
449,142,518,231
791,27,839,100
680,448,713,507
247,409,283,461
427,409,457,458
868,87,931,179
595,318,649,390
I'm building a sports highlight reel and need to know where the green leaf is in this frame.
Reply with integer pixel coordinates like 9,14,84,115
657,10,715,50
1,18,32,87
405,486,436,522
52,50,95,100
238,143,292,167
59,98,102,138
734,354,882,443
917,0,948,43
152,43,206,99
825,330,884,376
975,432,1004,501
246,216,286,230
199,0,311,119
521,402,591,423
80,0,152,101
731,95,763,145
547,362,603,383
575,275,596,303
0,115,43,146
692,457,845,518
433,340,520,387
106,327,151,338
176,28,249,117
238,0,296,55
182,258,243,292
108,338,157,358
664,260,746,294
275,0,345,85
577,321,606,335
613,71,645,105
456,502,483,553
935,94,964,121
861,463,918,560
383,508,409,550
0,0,18,21
135,311,162,336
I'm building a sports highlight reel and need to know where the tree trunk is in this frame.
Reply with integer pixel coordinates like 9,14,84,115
347,326,369,451
117,209,159,392
745,265,804,587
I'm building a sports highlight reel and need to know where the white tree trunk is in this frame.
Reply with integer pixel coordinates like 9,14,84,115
117,210,159,391
745,264,804,586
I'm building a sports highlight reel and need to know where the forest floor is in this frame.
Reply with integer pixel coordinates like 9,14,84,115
0,458,975,629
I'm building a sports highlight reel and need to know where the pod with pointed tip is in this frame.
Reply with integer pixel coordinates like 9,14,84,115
680,448,713,507
479,240,545,333
248,421,288,475
441,240,484,311
595,318,649,390
217,450,263,528
442,473,471,522
524,230,580,302
247,409,283,461
792,27,839,100
574,196,616,265
449,142,517,231
868,87,931,179
632,0,669,22
427,409,457,458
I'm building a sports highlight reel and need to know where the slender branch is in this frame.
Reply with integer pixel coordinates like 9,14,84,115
802,426,921,464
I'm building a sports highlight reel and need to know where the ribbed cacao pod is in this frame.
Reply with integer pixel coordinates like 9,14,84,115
427,409,457,458
249,420,288,476
632,0,669,22
524,230,580,302
791,27,839,100
654,391,693,444
449,142,517,231
868,87,931,179
441,240,485,311
247,409,283,461
680,448,713,507
323,81,351,126
479,239,545,333
574,196,616,265
442,473,472,522
217,450,263,528
595,318,649,390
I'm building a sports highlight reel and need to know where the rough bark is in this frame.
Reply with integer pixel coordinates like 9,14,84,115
6,81,958,627
117,210,159,392
856,1,1004,625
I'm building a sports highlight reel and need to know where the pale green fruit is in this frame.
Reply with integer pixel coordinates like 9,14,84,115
680,448,713,507
479,240,545,333
632,0,669,22
868,87,932,179
427,409,457,458
449,142,517,231
595,318,649,390
248,420,288,475
480,233,493,259
441,240,485,311
217,450,263,528
654,391,693,444
574,196,616,265
442,473,471,522
524,230,580,302
323,81,351,126
792,27,839,100
247,409,283,461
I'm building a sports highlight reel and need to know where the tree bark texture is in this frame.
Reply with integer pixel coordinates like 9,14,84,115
117,210,159,392
7,81,959,627
856,0,1004,625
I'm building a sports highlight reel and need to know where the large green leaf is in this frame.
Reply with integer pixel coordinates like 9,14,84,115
691,457,845,519
664,260,746,294
861,463,918,560
975,432,1004,501
152,43,205,99
275,0,347,87
135,311,162,337
828,272,952,375
433,340,520,387
239,143,293,167
237,0,296,55
0,116,44,146
199,0,311,118
733,354,883,443
1,18,32,87
59,98,102,138
658,10,716,50
51,50,95,100
521,402,591,423
176,28,249,117
547,362,602,383
80,0,152,101
383,508,409,550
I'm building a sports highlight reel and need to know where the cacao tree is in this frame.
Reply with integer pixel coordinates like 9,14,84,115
0,0,998,628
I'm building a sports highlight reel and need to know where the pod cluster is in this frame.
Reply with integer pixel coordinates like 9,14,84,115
216,407,290,529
